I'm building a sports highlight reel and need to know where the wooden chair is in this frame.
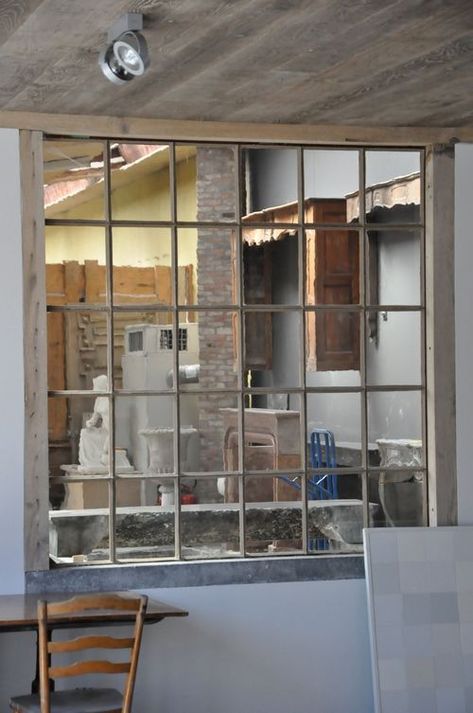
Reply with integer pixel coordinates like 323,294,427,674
10,593,148,713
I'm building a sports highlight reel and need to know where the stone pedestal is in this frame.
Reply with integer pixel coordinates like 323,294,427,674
60,473,142,509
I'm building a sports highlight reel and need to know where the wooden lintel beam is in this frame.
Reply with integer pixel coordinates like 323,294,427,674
1,111,473,146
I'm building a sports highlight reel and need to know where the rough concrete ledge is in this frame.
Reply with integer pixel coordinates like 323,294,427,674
25,555,365,593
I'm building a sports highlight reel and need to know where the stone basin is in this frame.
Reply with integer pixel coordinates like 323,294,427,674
49,499,379,557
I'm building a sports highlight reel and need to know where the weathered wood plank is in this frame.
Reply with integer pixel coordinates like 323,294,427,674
137,1,472,124
425,143,457,526
21,129,49,571
0,0,44,46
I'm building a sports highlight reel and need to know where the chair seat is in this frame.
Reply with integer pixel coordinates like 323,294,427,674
10,688,123,713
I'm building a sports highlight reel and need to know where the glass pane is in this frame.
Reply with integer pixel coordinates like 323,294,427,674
45,227,107,305
181,476,240,559
366,311,422,385
243,394,302,473
180,393,238,475
305,310,360,375
179,310,239,391
368,390,423,465
242,147,298,218
48,395,113,481
115,311,173,391
367,230,421,306
47,311,108,391
110,143,171,221
176,144,237,222
307,392,362,467
112,228,172,306
245,310,301,388
304,149,359,223
49,492,110,564
43,139,106,220
305,229,360,305
368,472,426,528
114,394,175,475
115,477,176,562
365,150,421,224
178,227,237,306
308,473,364,554
243,231,299,306
245,475,303,555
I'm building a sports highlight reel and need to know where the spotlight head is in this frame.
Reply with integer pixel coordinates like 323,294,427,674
99,14,150,85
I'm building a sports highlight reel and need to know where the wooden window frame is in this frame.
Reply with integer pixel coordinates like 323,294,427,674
16,118,457,572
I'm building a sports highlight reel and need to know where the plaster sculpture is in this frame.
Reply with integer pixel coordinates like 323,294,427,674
76,374,133,474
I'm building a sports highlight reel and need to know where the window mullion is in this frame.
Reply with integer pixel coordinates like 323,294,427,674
104,138,116,564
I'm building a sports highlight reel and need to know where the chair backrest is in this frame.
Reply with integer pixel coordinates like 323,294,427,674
310,428,337,469
37,593,148,713
309,428,338,500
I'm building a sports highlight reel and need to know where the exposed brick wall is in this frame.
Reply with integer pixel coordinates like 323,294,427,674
196,148,237,500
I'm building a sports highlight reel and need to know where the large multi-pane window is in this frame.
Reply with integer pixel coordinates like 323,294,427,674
43,137,425,565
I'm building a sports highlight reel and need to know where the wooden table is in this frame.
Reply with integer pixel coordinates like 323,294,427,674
0,592,188,632
0,592,188,692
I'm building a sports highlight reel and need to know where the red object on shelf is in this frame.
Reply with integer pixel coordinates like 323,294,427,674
181,493,198,505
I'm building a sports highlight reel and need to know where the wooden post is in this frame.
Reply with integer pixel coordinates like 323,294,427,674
21,130,49,570
425,142,457,525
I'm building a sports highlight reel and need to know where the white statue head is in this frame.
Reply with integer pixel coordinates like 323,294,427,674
92,374,108,392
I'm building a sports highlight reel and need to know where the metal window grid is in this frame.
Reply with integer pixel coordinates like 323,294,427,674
44,138,426,565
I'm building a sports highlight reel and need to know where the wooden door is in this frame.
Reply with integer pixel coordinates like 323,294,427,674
243,243,272,370
306,199,360,371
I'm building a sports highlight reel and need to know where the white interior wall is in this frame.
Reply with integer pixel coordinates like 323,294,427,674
0,132,471,713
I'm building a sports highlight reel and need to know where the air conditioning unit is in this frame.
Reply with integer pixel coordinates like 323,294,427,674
119,323,200,474
124,323,199,356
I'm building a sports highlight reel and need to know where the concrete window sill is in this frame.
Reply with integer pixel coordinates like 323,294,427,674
25,554,365,593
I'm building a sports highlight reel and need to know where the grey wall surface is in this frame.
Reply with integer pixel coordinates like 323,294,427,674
0,582,374,713
0,128,25,592
455,144,473,525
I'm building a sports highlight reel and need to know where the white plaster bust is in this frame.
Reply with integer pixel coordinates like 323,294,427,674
79,374,109,468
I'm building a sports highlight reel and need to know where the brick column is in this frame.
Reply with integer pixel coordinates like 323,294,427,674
196,148,237,499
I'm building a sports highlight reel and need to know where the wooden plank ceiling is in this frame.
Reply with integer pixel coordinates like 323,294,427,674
2,0,473,126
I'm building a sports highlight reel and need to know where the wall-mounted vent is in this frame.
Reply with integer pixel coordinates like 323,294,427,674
159,327,188,351
178,327,188,351
159,328,173,350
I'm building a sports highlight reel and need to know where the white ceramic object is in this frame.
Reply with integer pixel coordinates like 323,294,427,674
139,426,198,506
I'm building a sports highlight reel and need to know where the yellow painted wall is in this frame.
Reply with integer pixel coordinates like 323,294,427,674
45,158,197,270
